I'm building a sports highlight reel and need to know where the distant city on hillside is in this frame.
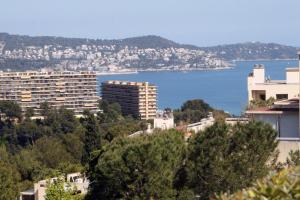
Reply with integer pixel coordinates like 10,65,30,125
0,32,298,72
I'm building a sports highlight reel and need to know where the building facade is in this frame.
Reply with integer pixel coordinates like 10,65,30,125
248,65,299,102
0,71,99,116
101,80,157,120
153,110,175,130
246,99,300,161
20,172,89,200
246,52,300,162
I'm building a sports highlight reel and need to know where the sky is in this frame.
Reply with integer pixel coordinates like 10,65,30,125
0,0,299,47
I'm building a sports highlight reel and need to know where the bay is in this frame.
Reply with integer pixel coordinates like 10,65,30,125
97,60,298,116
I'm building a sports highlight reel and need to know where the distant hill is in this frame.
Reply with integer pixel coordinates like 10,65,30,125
0,32,299,71
0,33,197,50
0,32,298,60
203,42,299,60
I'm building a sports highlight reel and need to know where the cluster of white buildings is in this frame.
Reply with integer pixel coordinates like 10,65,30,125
0,42,226,71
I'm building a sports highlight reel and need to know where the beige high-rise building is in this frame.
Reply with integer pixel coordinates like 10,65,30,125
101,80,157,120
0,71,99,116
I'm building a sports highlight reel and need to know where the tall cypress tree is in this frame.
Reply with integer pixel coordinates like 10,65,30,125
82,113,101,164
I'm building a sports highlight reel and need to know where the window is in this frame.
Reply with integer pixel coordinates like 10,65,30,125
276,94,288,100
259,94,266,101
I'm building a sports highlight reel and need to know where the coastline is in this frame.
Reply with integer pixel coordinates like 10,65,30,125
96,66,233,75
233,58,298,62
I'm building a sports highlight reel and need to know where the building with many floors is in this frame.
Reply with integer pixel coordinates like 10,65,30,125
101,80,157,120
0,71,99,116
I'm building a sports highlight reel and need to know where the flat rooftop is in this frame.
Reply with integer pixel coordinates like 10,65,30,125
246,98,299,114
103,80,156,87
0,71,96,77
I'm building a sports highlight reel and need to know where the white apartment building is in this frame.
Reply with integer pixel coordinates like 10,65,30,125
248,65,299,102
246,52,300,162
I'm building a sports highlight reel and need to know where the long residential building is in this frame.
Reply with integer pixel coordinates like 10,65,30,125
0,71,99,116
101,80,157,120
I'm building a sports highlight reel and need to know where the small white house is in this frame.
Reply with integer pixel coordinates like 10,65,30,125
153,110,175,130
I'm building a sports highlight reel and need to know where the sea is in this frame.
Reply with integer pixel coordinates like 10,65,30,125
97,60,298,116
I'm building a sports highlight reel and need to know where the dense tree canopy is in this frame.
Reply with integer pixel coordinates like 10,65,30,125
173,99,229,124
86,130,186,200
217,166,300,200
183,121,278,199
0,99,284,200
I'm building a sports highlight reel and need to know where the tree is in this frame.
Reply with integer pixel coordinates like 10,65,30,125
181,99,212,112
0,146,20,200
16,120,43,147
0,100,22,121
25,107,35,119
86,130,186,200
217,166,300,200
98,100,123,123
33,136,76,169
173,99,213,124
81,112,101,164
285,150,300,167
45,177,83,200
184,121,278,199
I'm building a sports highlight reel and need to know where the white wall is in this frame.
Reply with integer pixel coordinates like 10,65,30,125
286,69,299,84
277,140,300,162
154,117,174,130
253,67,265,84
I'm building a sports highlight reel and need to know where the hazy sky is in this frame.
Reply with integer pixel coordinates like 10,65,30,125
1,0,299,46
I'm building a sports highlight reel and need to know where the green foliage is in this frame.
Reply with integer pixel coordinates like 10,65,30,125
174,99,212,124
216,166,300,200
173,99,229,124
248,97,275,110
98,100,124,123
181,99,212,112
81,112,101,164
285,150,300,167
45,177,84,200
25,107,35,119
0,100,22,120
86,130,186,200
0,146,20,200
183,121,278,199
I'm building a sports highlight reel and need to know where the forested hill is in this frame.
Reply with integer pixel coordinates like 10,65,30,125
0,32,299,71
203,42,299,60
0,33,198,50
0,32,297,59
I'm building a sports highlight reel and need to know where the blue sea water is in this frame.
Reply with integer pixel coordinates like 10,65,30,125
97,60,298,116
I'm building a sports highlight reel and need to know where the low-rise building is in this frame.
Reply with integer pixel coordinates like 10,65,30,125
153,110,175,130
247,61,300,102
101,80,157,120
187,112,215,133
20,173,89,200
246,99,299,161
246,52,300,162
